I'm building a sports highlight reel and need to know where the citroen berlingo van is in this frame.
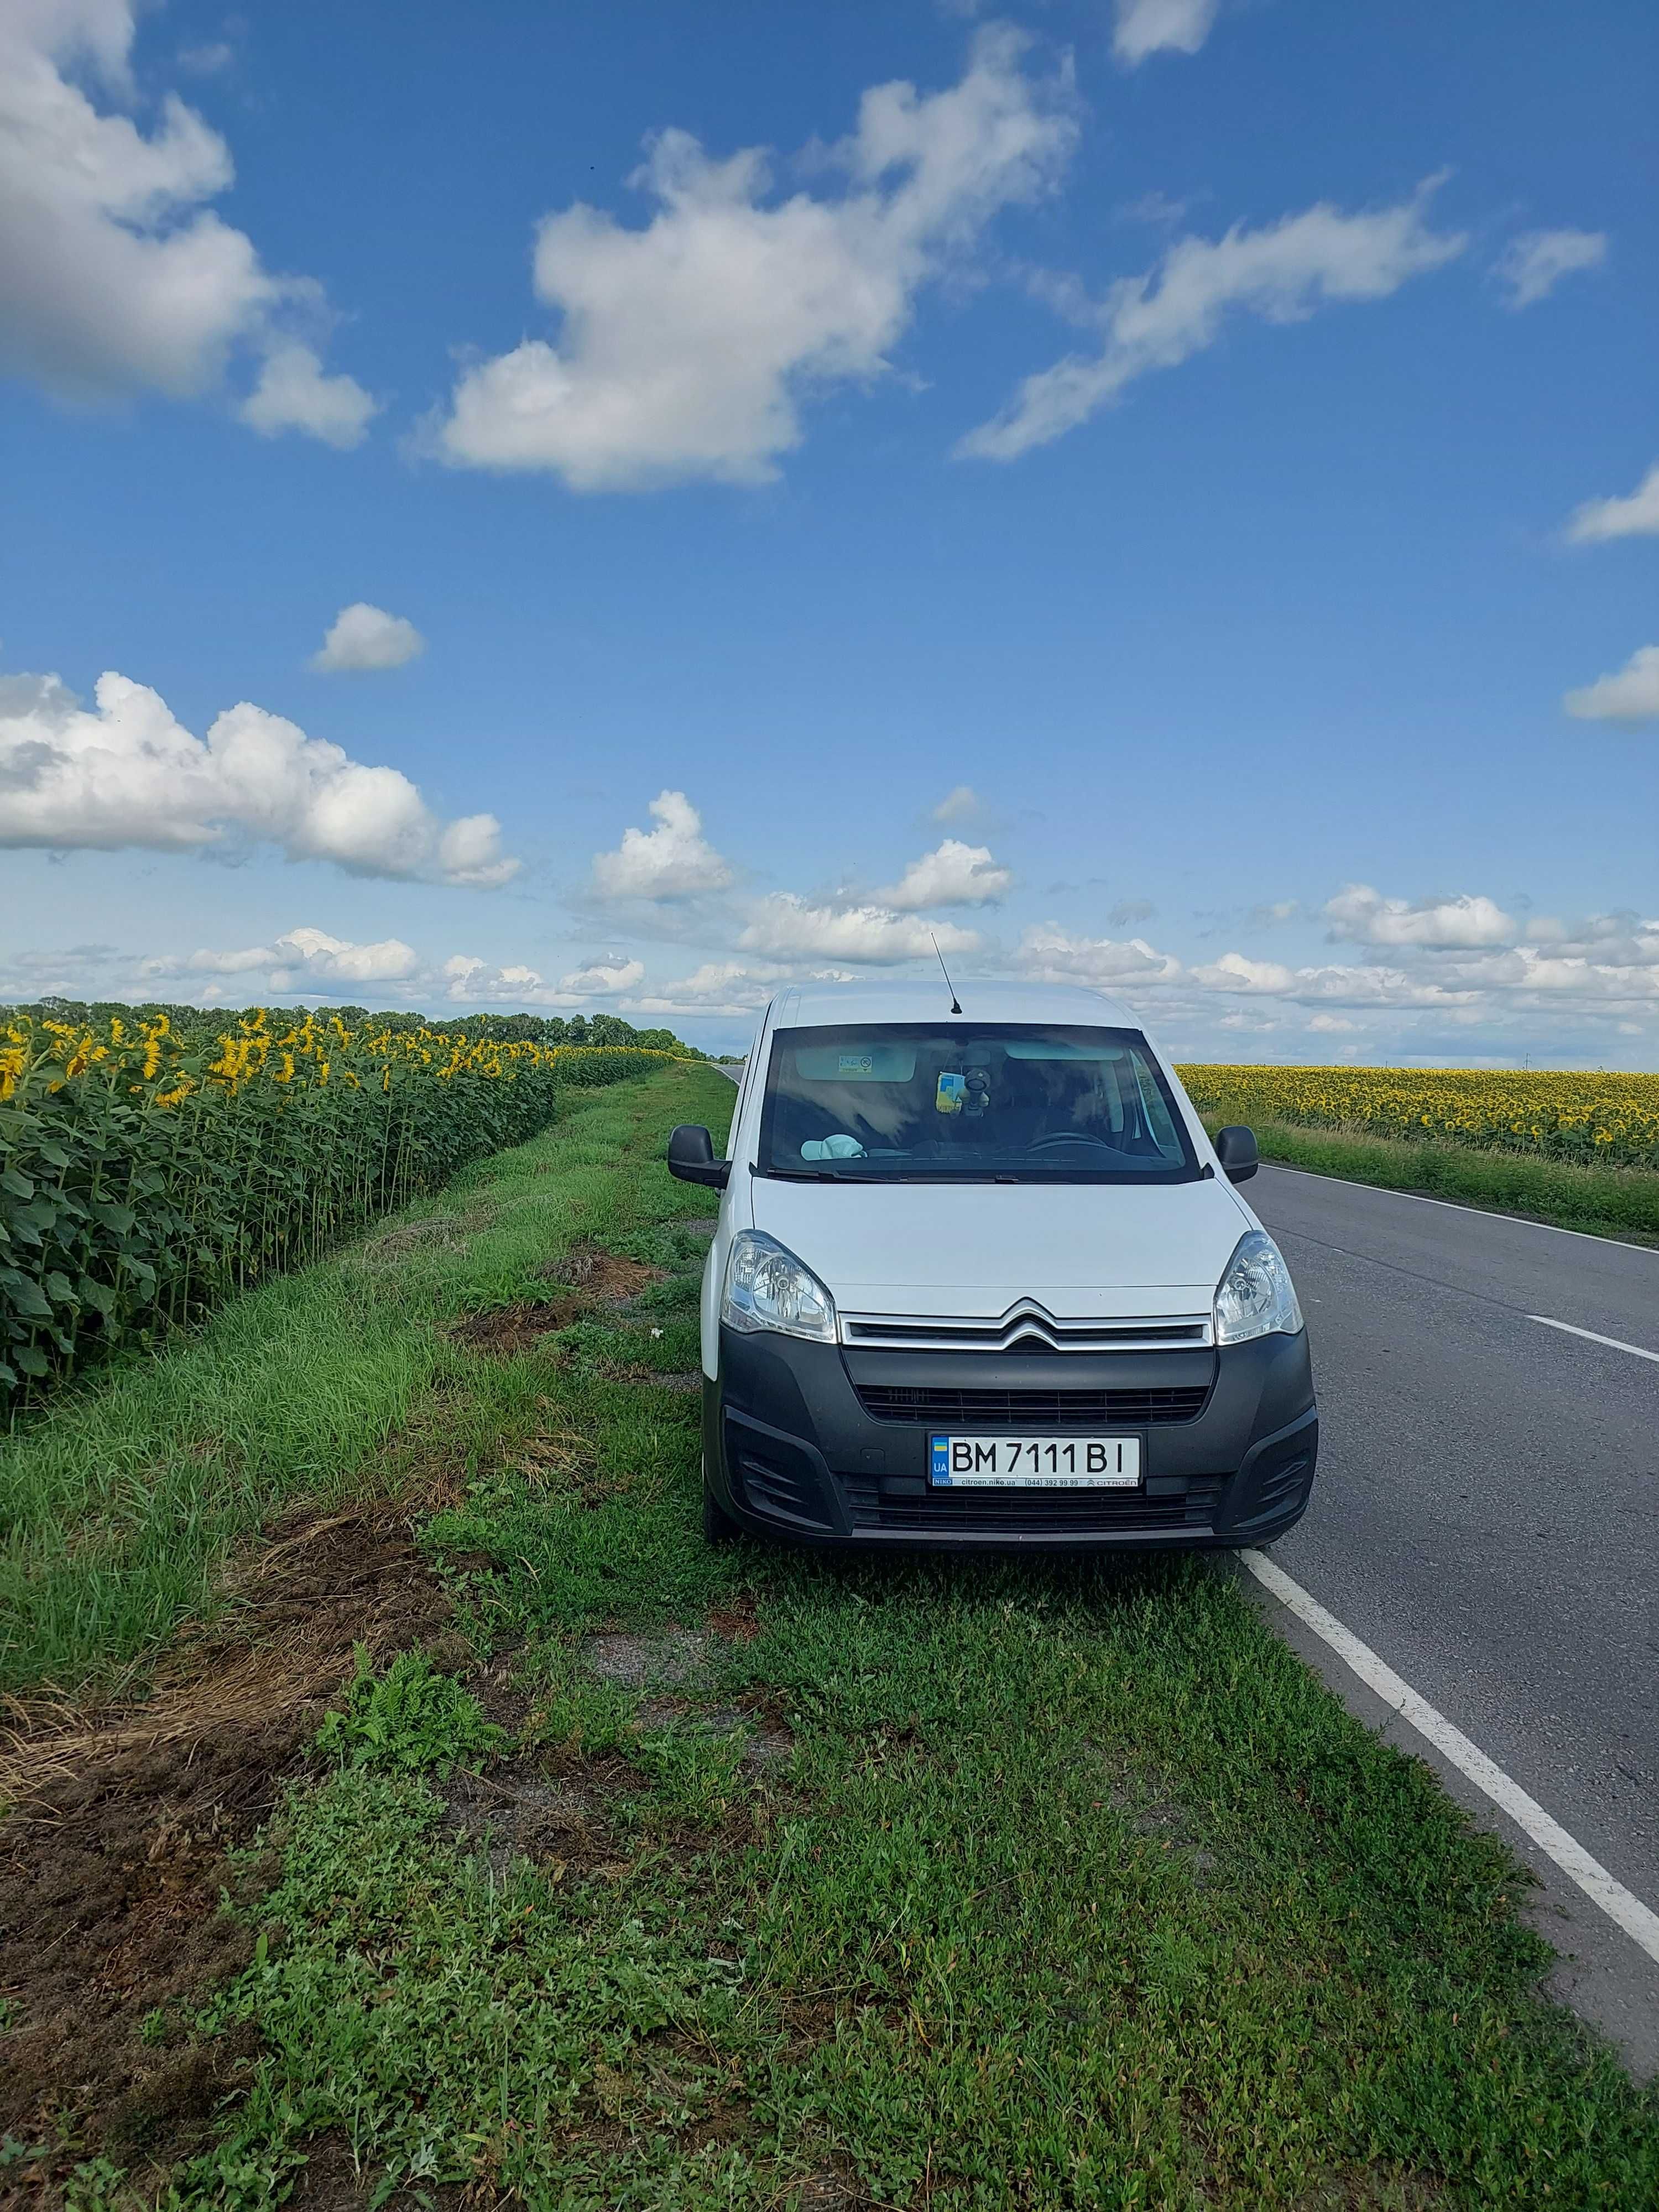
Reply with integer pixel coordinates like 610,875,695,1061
667,980,1317,1550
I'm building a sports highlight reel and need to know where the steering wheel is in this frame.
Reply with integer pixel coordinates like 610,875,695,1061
1024,1129,1117,1151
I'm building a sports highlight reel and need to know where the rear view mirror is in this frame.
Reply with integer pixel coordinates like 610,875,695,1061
667,1124,730,1190
1214,1125,1259,1184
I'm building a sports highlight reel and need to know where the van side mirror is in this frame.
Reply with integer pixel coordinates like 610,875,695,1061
667,1124,730,1190
1214,1125,1259,1183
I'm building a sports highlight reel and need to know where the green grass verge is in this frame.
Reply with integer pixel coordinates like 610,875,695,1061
1203,1115,1659,1244
9,1066,1658,2204
0,1067,730,1700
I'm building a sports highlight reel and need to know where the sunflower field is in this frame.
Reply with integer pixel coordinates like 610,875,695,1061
0,1010,676,1404
1177,1064,1659,1171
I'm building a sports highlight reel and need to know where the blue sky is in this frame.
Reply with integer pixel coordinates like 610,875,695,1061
3,0,1656,1063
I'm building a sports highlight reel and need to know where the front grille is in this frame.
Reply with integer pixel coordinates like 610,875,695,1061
854,1384,1209,1427
846,1475,1220,1535
843,1308,1211,1354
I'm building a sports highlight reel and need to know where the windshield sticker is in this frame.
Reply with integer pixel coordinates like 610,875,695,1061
794,1043,916,1081
936,1071,967,1114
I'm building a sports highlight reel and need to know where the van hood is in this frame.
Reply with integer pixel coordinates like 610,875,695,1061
747,1175,1249,1321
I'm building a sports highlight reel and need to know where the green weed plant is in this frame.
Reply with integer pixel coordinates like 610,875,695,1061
312,1648,506,1777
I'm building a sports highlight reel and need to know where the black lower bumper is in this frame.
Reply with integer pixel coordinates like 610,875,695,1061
704,1324,1318,1551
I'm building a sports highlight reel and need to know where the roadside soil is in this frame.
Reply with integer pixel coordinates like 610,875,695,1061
450,1245,665,1355
0,1482,458,2196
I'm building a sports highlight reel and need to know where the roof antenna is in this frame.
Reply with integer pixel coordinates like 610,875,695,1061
931,932,962,1015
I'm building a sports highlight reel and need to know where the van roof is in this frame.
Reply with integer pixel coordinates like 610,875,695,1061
764,978,1146,1031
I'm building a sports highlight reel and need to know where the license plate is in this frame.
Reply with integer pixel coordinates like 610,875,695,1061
928,1434,1141,1488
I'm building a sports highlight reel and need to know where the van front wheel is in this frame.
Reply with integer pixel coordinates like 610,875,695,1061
702,1470,738,1546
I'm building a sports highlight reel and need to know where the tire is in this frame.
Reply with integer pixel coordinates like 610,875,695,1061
702,1472,739,1546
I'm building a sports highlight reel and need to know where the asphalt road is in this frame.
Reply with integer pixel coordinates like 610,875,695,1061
1249,1165,1659,2065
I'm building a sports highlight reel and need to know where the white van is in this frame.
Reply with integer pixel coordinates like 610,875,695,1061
667,980,1317,1550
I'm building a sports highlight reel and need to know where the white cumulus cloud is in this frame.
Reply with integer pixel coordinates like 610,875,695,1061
0,668,518,885
1563,645,1659,723
557,955,646,997
140,934,655,1008
1187,951,1293,994
1526,914,1659,966
1156,900,1659,1024
1189,952,1474,1009
0,0,374,440
1444,945,1659,1006
623,962,781,1018
931,784,987,825
175,943,281,977
877,838,1015,909
268,927,421,985
959,179,1465,461
239,342,378,449
1567,461,1659,545
1322,884,1517,950
1492,227,1608,310
738,896,977,965
440,956,538,1001
434,29,1076,490
142,927,421,993
310,603,427,674
439,951,648,1007
1113,0,1219,66
1014,925,1181,987
591,790,733,900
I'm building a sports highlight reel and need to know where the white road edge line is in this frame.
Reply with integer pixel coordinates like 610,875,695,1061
1527,1314,1659,1365
1241,1549,1659,1970
1257,1159,1659,1256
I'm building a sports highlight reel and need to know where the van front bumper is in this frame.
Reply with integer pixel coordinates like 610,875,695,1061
704,1324,1317,1550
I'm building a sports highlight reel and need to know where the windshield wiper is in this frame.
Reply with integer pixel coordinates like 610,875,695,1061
761,1167,1025,1184
759,1167,865,1181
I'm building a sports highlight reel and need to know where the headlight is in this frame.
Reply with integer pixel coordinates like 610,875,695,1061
721,1231,838,1343
1213,1230,1303,1345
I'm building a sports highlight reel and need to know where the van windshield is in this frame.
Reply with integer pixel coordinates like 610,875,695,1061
757,1023,1199,1183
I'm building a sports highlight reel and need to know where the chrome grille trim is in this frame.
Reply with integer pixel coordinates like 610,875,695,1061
839,1301,1213,1354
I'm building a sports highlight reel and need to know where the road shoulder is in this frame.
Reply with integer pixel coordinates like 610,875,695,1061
1233,1550,1659,2080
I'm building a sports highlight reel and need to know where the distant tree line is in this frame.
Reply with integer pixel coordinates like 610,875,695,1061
4,998,708,1060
